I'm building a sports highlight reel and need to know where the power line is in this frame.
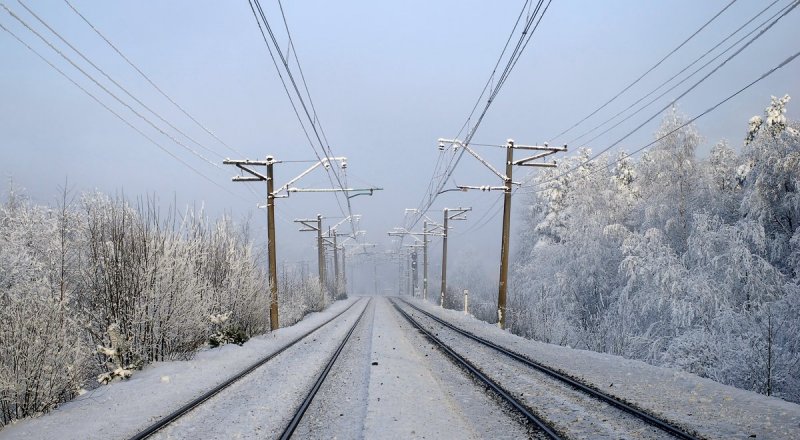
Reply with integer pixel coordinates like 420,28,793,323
16,0,227,163
276,0,332,151
61,0,245,157
521,46,800,196
1,2,223,170
523,0,799,192
0,20,246,201
547,0,739,143
407,0,534,231
566,0,788,148
407,0,553,231
246,0,354,232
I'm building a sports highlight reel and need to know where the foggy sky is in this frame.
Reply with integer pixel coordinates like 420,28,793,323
1,0,799,292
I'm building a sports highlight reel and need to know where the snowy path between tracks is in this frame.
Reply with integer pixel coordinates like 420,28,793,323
405,297,800,439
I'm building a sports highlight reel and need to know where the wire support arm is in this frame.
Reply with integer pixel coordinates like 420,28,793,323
439,138,507,180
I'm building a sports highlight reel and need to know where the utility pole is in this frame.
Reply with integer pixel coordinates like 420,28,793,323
388,218,443,301
222,157,279,330
332,229,339,298
294,215,326,305
423,221,444,302
318,216,325,297
324,216,361,299
423,221,428,300
498,141,514,331
226,155,372,329
341,246,347,298
403,244,423,297
437,138,566,329
411,249,418,297
338,230,366,297
440,207,470,308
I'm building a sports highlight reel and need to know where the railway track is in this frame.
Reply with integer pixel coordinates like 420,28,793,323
128,298,367,440
391,299,561,439
279,298,371,439
393,298,701,440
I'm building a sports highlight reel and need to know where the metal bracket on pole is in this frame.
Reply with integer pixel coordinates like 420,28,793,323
434,137,568,329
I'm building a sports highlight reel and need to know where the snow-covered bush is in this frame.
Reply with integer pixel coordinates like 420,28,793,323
279,267,326,327
96,323,134,384
0,188,293,426
208,312,247,348
0,189,89,426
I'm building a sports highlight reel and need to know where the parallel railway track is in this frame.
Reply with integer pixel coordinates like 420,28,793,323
279,298,371,439
128,298,367,440
394,298,701,440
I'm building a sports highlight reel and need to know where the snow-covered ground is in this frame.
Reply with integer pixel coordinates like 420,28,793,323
271,296,531,439
0,299,361,440
4,294,798,439
405,297,800,439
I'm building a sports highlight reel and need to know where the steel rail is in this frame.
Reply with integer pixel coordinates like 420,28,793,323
400,299,700,440
280,298,372,439
128,298,365,440
390,299,562,439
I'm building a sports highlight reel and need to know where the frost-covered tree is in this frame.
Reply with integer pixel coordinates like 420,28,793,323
508,96,800,403
634,106,705,253
0,188,88,426
741,95,800,277
0,187,299,426
512,149,633,350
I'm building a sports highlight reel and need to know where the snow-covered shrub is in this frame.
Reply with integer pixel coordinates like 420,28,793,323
0,190,89,426
279,269,326,327
0,187,282,424
189,215,270,338
208,312,247,348
96,323,134,384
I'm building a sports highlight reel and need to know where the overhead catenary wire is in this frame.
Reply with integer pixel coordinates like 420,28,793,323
254,0,355,229
1,2,226,172
249,1,344,181
522,0,800,192
246,0,357,235
406,0,553,233
519,47,800,197
0,21,247,201
406,0,535,234
276,0,332,152
431,0,550,201
566,0,791,148
461,0,800,234
60,0,245,157
16,0,228,163
547,0,740,144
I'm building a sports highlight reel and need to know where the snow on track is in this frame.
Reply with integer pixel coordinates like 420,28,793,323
405,297,800,439
150,299,370,439
290,298,375,438
0,298,360,440
361,297,531,439
396,300,677,439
